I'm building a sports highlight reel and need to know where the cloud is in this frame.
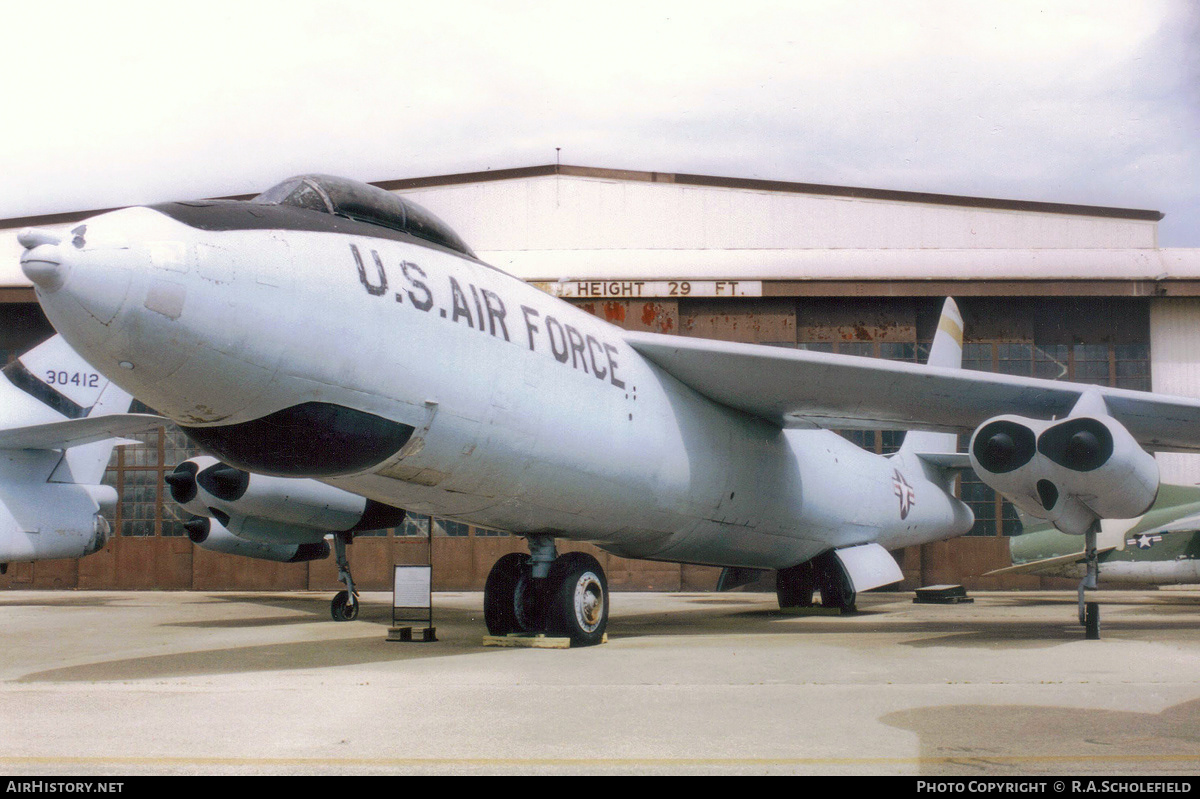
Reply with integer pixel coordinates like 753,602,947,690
0,0,1195,243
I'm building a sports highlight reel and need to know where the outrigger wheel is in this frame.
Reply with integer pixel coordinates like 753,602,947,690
331,590,359,622
331,532,359,622
1079,520,1101,640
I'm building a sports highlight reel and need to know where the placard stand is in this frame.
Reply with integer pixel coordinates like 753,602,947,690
388,515,436,642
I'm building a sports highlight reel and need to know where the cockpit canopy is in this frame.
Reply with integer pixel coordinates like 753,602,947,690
253,174,475,258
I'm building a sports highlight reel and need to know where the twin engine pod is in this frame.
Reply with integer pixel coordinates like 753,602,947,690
165,456,406,563
969,413,1159,535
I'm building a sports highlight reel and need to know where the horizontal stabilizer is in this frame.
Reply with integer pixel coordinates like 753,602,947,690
913,451,973,470
0,413,165,451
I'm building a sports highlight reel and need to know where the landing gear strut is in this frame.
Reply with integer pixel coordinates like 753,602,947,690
331,532,359,622
1079,520,1101,640
483,537,609,646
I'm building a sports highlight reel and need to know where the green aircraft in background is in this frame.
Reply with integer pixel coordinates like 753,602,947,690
990,483,1200,584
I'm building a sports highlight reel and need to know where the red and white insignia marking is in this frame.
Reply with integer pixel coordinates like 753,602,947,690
893,469,915,520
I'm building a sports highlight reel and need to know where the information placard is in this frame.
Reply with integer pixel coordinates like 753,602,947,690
533,279,762,299
393,565,432,609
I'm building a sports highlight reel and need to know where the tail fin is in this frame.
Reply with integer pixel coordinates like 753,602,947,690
1,335,137,485
898,298,963,457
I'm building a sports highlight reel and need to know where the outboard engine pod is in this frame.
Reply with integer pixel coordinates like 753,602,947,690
970,411,1159,535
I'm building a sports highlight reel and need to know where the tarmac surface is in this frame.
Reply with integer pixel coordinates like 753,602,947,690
3,588,1200,776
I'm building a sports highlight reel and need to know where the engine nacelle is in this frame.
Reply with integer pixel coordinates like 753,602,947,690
969,412,1159,535
166,456,405,534
0,482,115,563
184,515,330,563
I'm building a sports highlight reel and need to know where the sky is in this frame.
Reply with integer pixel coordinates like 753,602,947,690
1,0,1197,245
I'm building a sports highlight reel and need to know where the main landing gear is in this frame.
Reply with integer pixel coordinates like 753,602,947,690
331,532,359,622
483,536,609,646
775,550,857,613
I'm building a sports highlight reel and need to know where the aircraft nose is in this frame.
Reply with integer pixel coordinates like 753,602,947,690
21,223,138,327
19,228,68,292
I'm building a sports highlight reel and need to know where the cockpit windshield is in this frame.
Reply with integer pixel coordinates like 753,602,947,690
252,175,475,258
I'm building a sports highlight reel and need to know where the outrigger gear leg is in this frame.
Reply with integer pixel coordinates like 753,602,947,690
331,532,359,622
1078,520,1100,640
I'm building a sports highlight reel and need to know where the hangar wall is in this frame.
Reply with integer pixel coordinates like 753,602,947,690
1150,298,1200,485
1,164,1197,593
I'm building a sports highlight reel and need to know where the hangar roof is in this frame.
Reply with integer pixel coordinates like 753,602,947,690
1,164,1195,297
378,164,1165,222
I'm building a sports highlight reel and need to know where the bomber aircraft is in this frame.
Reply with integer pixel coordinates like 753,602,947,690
0,334,161,570
19,174,1200,643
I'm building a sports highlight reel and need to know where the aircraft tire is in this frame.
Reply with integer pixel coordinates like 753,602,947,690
776,561,816,609
484,553,534,635
816,553,857,614
331,590,359,621
546,552,608,647
1085,602,1100,640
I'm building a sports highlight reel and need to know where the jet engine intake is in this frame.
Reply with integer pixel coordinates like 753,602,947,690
969,413,1158,535
166,457,406,533
166,457,405,564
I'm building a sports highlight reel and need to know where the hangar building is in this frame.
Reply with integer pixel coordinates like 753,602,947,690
2,164,1198,593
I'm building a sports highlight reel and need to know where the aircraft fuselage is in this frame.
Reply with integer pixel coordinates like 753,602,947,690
26,199,972,570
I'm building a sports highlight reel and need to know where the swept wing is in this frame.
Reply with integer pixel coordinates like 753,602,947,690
624,331,1200,452
0,413,164,451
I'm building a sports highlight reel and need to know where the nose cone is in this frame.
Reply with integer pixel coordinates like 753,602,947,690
19,228,68,292
20,223,134,326
26,205,301,430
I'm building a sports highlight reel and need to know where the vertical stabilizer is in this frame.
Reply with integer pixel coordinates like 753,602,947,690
898,298,963,456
